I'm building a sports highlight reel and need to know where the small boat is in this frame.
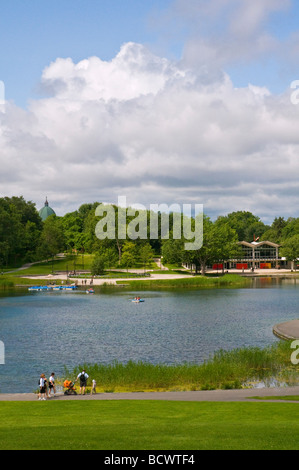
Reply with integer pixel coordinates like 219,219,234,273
86,289,95,294
28,286,51,292
28,285,78,292
132,298,145,303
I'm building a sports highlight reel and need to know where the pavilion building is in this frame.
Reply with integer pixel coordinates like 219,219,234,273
229,240,281,270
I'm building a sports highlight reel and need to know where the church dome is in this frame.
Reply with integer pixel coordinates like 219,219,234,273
39,198,56,221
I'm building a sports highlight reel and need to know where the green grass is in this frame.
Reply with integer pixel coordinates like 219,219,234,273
0,278,15,290
250,396,299,401
15,254,95,275
63,341,297,393
117,274,251,289
0,400,299,450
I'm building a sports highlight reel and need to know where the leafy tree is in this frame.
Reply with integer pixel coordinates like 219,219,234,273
186,216,240,275
162,239,184,265
91,254,107,276
0,196,42,266
186,216,215,275
37,215,65,262
262,217,287,243
280,235,299,270
217,211,268,242
280,218,299,241
120,241,136,271
139,242,154,272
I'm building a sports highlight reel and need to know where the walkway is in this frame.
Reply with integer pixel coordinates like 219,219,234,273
273,320,299,340
1,386,299,402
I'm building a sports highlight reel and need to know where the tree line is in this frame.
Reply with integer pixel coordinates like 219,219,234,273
1,196,299,271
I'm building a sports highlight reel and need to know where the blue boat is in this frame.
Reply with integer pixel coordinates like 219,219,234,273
28,285,78,292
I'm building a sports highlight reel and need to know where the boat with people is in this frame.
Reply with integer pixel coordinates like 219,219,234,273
132,297,145,303
86,288,95,294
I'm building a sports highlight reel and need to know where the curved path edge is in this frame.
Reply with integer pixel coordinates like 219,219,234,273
273,320,299,341
1,386,299,402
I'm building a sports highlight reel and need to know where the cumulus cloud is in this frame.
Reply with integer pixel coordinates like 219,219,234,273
1,38,299,222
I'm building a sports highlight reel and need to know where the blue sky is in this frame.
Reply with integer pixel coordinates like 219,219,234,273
1,0,299,107
0,0,174,107
1,0,299,221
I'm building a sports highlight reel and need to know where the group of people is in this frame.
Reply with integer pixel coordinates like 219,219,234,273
38,369,97,399
38,373,56,400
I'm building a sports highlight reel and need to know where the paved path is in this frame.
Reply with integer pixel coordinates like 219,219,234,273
1,386,299,402
273,320,299,340
22,273,195,286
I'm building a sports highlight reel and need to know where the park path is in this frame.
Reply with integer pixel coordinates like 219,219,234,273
1,386,299,402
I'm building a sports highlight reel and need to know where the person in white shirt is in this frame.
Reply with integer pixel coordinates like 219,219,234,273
48,373,56,397
76,370,89,395
38,374,47,401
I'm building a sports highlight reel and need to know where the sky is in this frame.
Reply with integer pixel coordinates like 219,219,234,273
1,0,299,223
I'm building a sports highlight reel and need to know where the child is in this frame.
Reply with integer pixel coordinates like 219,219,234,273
91,379,97,395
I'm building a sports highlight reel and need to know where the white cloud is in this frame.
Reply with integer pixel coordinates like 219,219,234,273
1,41,299,223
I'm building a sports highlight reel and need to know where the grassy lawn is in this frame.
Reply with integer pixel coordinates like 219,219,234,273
0,400,298,450
251,396,299,401
117,274,251,289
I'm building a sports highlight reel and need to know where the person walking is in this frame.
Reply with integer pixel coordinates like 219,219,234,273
76,369,89,395
38,374,47,401
48,372,56,397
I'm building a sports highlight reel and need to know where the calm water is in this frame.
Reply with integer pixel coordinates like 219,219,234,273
0,278,299,393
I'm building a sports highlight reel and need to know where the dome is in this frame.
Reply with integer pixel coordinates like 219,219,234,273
39,198,56,221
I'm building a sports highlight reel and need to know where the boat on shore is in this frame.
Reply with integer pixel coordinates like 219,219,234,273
28,285,78,292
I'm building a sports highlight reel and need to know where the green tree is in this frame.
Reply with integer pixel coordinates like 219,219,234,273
186,216,240,275
280,235,299,270
161,239,184,265
0,196,42,266
139,243,154,272
217,211,268,242
121,241,136,271
37,215,65,263
91,254,107,276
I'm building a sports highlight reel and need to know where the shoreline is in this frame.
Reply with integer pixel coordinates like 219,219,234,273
18,269,299,287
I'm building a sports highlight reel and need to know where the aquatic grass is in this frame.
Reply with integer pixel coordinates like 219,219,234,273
117,274,251,289
64,341,297,393
0,278,15,290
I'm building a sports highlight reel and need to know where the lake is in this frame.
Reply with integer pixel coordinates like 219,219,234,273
0,277,298,393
